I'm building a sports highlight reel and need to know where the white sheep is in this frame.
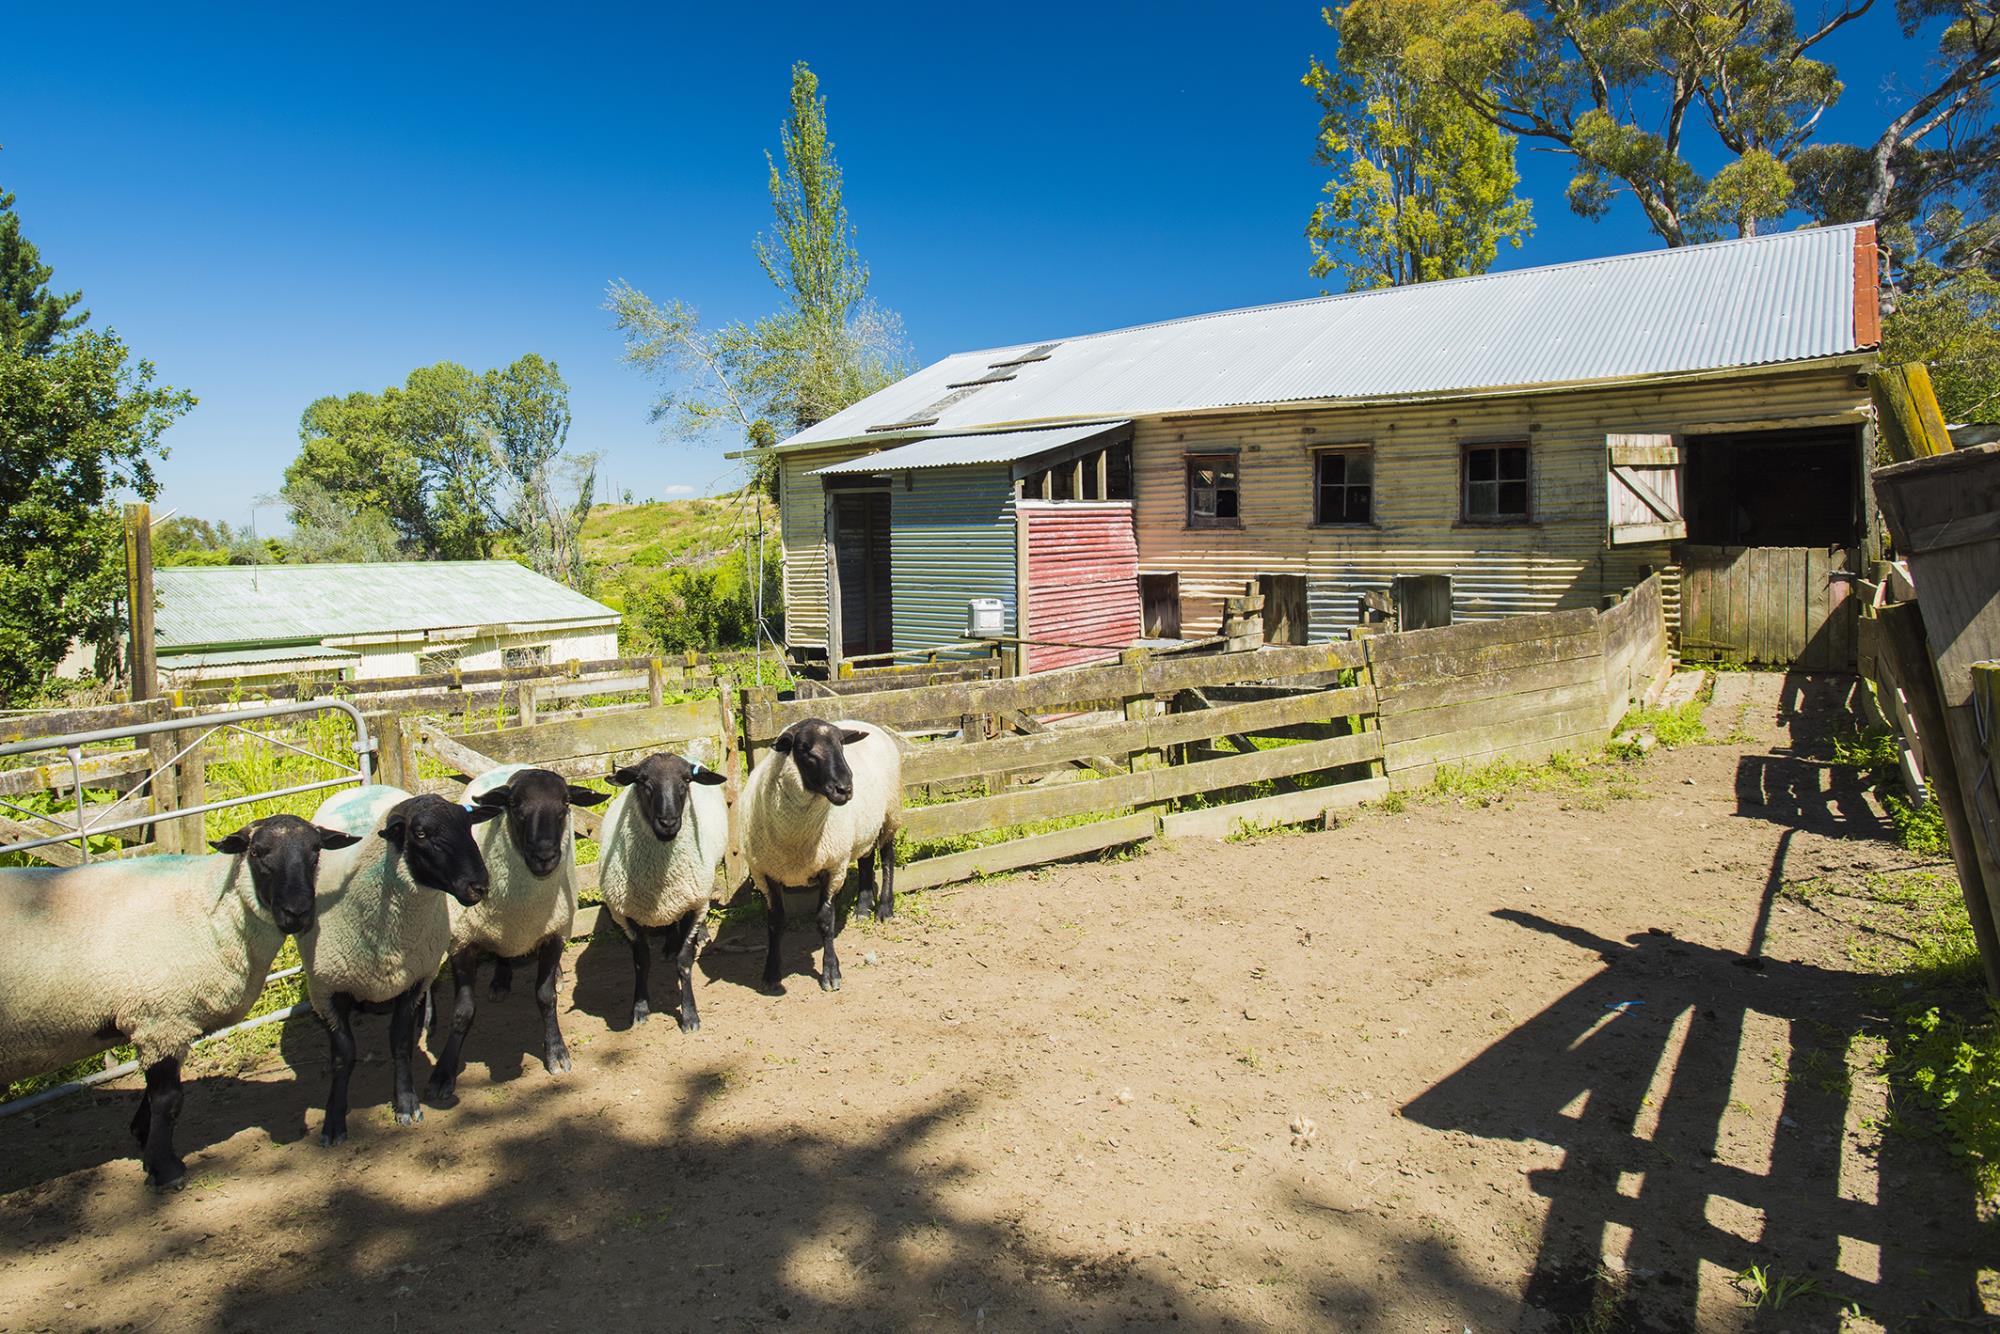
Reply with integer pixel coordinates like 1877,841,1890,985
422,764,606,1105
301,784,497,1146
0,815,359,1190
741,717,902,994
597,752,729,1031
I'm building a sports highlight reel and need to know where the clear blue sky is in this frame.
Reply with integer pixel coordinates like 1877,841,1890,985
5,2,1927,530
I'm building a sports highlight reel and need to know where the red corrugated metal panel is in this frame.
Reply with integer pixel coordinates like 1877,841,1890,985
1024,503,1142,673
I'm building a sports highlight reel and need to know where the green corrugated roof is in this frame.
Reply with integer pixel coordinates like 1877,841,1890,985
159,645,361,668
154,561,617,651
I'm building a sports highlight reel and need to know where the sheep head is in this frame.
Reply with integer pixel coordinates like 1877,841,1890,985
611,753,725,842
472,768,606,878
210,814,361,936
378,794,501,905
769,719,870,807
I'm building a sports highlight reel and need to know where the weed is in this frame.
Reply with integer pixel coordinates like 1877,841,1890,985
1377,790,1407,814
1886,1001,2000,1200
1611,699,1708,749
1734,1264,1821,1310
1883,795,1950,858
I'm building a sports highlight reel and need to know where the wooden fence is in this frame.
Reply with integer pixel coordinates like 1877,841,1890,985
1674,544,1858,669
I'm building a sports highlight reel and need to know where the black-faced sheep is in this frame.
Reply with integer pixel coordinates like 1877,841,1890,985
302,785,497,1146
740,718,902,994
597,753,729,1031
423,765,606,1105
0,815,360,1190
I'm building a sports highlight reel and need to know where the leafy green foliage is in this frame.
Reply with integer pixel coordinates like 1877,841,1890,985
608,60,909,497
617,546,776,654
0,331,194,703
1884,794,1951,858
1304,14,1532,289
1882,266,2000,421
1891,1001,2000,1199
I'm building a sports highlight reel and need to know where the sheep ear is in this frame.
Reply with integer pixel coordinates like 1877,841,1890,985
314,827,363,850
691,769,727,786
473,785,512,811
839,729,869,746
609,766,640,786
378,815,407,847
210,827,253,855
770,731,796,754
466,803,505,826
567,785,611,807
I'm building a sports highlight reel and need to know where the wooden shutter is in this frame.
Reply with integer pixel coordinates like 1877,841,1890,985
1606,433,1685,545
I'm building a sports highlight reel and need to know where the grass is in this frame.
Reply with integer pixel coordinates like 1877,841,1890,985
1611,697,1709,749
580,496,748,576
1734,1265,1822,1310
1823,726,1950,858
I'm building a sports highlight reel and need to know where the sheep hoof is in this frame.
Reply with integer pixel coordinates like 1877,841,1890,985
761,979,785,996
394,1106,424,1127
148,1162,187,1193
320,1128,348,1148
630,1004,650,1027
543,1049,573,1075
820,973,841,993
677,1012,701,1034
424,1084,459,1109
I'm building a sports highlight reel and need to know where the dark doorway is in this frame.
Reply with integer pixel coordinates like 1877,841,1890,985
1682,426,1860,547
830,490,892,659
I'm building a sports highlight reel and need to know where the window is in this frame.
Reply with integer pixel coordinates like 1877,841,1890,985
503,644,551,669
1186,454,1240,527
1314,448,1373,525
1017,444,1134,503
418,645,464,676
1462,442,1530,522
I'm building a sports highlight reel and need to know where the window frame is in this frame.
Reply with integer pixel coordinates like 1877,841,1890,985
1184,452,1243,529
1310,444,1376,528
1459,440,1533,525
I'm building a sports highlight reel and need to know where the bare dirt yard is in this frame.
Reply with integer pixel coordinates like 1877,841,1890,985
2,672,1994,1332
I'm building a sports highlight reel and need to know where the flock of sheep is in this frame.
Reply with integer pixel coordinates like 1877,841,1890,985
0,716,903,1192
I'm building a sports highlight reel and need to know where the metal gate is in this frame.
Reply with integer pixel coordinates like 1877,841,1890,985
1674,545,1858,670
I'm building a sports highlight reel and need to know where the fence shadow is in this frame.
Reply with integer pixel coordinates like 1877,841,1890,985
1402,910,1990,1330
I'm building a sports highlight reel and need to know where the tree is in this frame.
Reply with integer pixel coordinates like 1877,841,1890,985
395,362,501,559
1305,11,1533,288
608,60,909,493
286,390,427,553
1345,0,1998,252
0,330,194,700
0,184,87,355
1882,265,2000,419
482,354,597,586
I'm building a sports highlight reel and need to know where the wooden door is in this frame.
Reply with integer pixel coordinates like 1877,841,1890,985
831,491,892,659
1675,545,1857,669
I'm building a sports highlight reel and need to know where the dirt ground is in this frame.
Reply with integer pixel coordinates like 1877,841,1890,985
2,672,1995,1333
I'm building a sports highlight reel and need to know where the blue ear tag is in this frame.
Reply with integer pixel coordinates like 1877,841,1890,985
461,802,482,814
689,760,705,776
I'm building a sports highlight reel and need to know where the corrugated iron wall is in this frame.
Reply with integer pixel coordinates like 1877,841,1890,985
778,444,877,651
1023,501,1142,672
889,465,1017,651
1129,365,1867,640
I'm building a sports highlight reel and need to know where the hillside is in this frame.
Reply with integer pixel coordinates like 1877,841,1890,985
581,494,754,579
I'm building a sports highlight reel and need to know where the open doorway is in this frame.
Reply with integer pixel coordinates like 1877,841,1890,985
829,488,892,659
1681,425,1861,547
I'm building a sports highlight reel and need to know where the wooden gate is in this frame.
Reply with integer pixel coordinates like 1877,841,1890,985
1674,545,1857,669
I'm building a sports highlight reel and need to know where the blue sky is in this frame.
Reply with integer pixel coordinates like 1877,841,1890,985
5,3,1932,529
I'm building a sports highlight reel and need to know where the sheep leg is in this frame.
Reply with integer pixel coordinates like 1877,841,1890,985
760,879,786,994
534,935,571,1074
624,924,654,1026
816,872,841,993
856,852,877,919
673,908,706,1033
876,836,897,921
489,959,514,1002
137,1057,187,1192
321,993,357,1147
425,950,481,1107
389,980,426,1127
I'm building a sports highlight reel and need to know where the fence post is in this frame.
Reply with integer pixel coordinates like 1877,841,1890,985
173,713,207,852
1120,647,1162,813
516,682,538,729
648,658,666,708
717,683,749,895
140,697,182,853
1354,632,1388,783
123,504,157,702
374,714,412,791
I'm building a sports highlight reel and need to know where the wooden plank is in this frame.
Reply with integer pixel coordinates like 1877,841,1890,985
535,673,651,703
0,748,152,798
0,814,86,865
1387,728,1608,792
902,686,1375,786
1381,679,1609,746
413,722,500,781
1382,703,1608,774
900,730,1383,841
1368,628,1602,691
1607,435,1679,467
1365,608,1597,663
458,699,721,765
1374,644,1604,712
897,813,1159,891
1158,776,1389,839
0,700,171,746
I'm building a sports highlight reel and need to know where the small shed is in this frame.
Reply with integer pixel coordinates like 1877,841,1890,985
768,224,1883,671
153,561,621,684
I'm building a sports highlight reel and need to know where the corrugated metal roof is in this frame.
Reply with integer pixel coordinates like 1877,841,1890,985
781,225,1871,452
155,561,618,651
811,421,1130,474
158,645,361,668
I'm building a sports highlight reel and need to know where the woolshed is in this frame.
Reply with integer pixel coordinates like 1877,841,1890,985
765,223,1882,673
153,561,621,684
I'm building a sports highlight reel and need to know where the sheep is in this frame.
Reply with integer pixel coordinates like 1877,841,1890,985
422,764,606,1106
300,784,498,1146
0,815,360,1191
596,752,729,1031
740,717,902,994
